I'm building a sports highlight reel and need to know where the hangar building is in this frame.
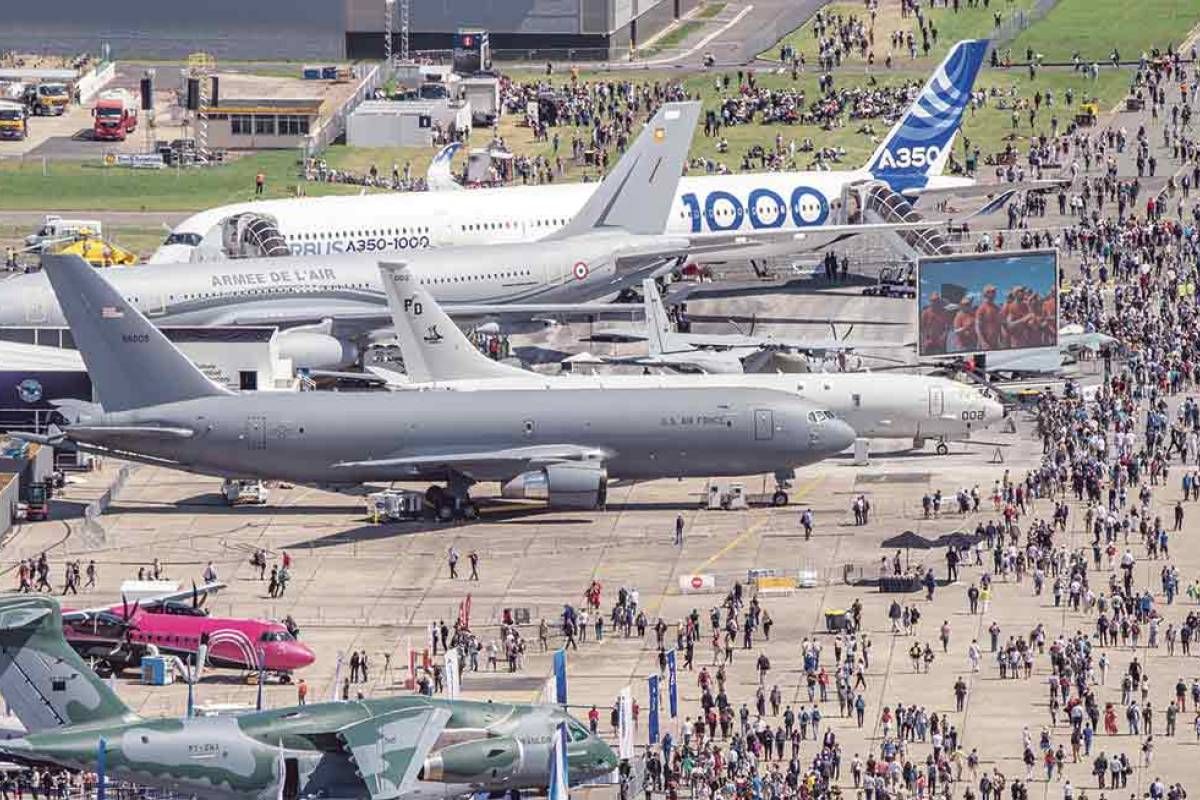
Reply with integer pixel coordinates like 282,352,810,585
343,0,699,60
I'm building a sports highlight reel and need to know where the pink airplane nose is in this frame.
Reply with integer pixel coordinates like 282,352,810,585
287,642,316,669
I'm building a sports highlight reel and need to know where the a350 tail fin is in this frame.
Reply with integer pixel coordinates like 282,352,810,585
546,101,701,240
40,255,232,413
380,262,530,384
641,279,677,357
866,39,989,193
0,596,137,732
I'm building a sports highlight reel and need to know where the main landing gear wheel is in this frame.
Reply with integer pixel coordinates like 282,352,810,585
936,441,949,456
463,502,480,521
772,491,789,507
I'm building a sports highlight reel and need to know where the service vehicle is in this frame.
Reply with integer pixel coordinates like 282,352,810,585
91,89,138,140
23,82,70,116
0,101,28,140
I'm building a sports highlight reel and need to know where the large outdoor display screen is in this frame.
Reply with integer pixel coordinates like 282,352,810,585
917,250,1058,357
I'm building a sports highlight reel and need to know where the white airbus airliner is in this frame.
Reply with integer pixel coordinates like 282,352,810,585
150,40,990,264
379,262,1006,473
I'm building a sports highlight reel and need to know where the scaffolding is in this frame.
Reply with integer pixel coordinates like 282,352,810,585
187,51,215,165
384,0,394,66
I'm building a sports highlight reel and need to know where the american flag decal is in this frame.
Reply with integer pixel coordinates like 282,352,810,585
101,307,124,319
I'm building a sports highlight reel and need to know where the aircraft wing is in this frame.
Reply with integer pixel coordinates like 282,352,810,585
336,707,452,800
60,581,229,622
134,581,228,611
443,303,643,322
334,444,608,480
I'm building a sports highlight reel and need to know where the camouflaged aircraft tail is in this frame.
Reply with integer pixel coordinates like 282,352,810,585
0,596,138,733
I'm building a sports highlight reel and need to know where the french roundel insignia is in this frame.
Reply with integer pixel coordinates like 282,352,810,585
573,261,589,280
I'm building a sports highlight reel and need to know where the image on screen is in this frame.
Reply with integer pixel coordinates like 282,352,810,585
917,250,1058,357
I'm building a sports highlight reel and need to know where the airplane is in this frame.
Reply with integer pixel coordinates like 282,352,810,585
379,263,1005,461
0,595,620,800
1,102,715,371
22,253,855,517
582,278,912,374
61,583,315,681
148,39,990,265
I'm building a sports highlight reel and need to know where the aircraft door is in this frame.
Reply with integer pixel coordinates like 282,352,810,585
754,409,775,441
282,757,299,800
146,291,168,318
245,416,267,450
928,388,944,417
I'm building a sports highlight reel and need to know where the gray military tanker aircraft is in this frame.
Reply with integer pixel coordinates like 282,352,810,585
22,253,854,517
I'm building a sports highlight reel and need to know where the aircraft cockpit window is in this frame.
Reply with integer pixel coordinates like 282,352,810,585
260,630,295,642
162,232,202,247
807,410,837,423
567,721,590,741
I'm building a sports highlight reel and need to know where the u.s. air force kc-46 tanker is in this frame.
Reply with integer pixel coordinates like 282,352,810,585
23,253,855,517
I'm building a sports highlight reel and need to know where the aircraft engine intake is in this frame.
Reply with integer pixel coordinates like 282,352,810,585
220,213,291,259
501,462,608,509
419,736,549,786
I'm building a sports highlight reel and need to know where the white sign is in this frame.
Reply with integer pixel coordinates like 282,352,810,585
444,648,460,699
617,686,633,760
104,152,164,169
678,574,716,593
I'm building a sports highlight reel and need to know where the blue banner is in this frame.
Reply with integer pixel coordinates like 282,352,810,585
548,721,569,800
648,675,660,745
96,737,106,800
553,649,568,705
666,650,678,718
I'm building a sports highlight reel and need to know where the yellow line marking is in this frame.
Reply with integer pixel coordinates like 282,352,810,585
691,474,825,574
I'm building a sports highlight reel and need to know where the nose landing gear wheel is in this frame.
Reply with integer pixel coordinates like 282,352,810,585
936,442,949,456
771,491,789,507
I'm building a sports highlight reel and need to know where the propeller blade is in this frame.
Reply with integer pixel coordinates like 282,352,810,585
842,324,855,341
121,595,128,621
192,581,199,608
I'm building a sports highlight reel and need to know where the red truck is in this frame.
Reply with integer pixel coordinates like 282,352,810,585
92,89,138,141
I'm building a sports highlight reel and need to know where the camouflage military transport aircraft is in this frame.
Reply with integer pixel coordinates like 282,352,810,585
0,596,618,799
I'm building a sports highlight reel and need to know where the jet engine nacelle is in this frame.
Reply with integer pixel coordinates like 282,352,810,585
275,330,359,371
474,319,559,337
501,462,608,509
420,736,549,787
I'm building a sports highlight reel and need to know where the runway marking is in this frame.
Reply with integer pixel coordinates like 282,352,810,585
690,474,824,574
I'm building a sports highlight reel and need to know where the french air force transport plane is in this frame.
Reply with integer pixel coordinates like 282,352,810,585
150,39,989,264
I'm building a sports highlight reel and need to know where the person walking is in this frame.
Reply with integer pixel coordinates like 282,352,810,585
468,550,480,580
674,514,685,546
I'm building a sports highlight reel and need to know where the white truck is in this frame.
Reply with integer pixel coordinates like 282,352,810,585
23,215,104,251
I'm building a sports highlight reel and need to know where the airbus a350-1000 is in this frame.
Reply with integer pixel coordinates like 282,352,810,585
0,596,619,800
23,254,855,517
149,39,990,264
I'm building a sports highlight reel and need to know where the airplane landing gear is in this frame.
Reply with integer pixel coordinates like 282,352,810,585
425,480,479,521
772,470,793,506
935,439,949,456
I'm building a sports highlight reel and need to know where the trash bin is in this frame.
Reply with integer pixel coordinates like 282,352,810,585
824,609,849,632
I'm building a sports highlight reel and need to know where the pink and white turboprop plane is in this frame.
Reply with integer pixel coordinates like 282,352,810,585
60,582,315,682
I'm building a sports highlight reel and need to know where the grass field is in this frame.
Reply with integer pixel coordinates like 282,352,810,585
759,0,1039,64
0,151,372,212
1010,0,1200,62
0,59,1134,214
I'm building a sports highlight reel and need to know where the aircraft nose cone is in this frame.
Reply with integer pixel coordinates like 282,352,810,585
291,642,317,668
822,418,857,453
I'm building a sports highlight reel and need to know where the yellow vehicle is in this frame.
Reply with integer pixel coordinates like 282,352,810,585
52,236,138,267
0,101,27,140
23,82,70,116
